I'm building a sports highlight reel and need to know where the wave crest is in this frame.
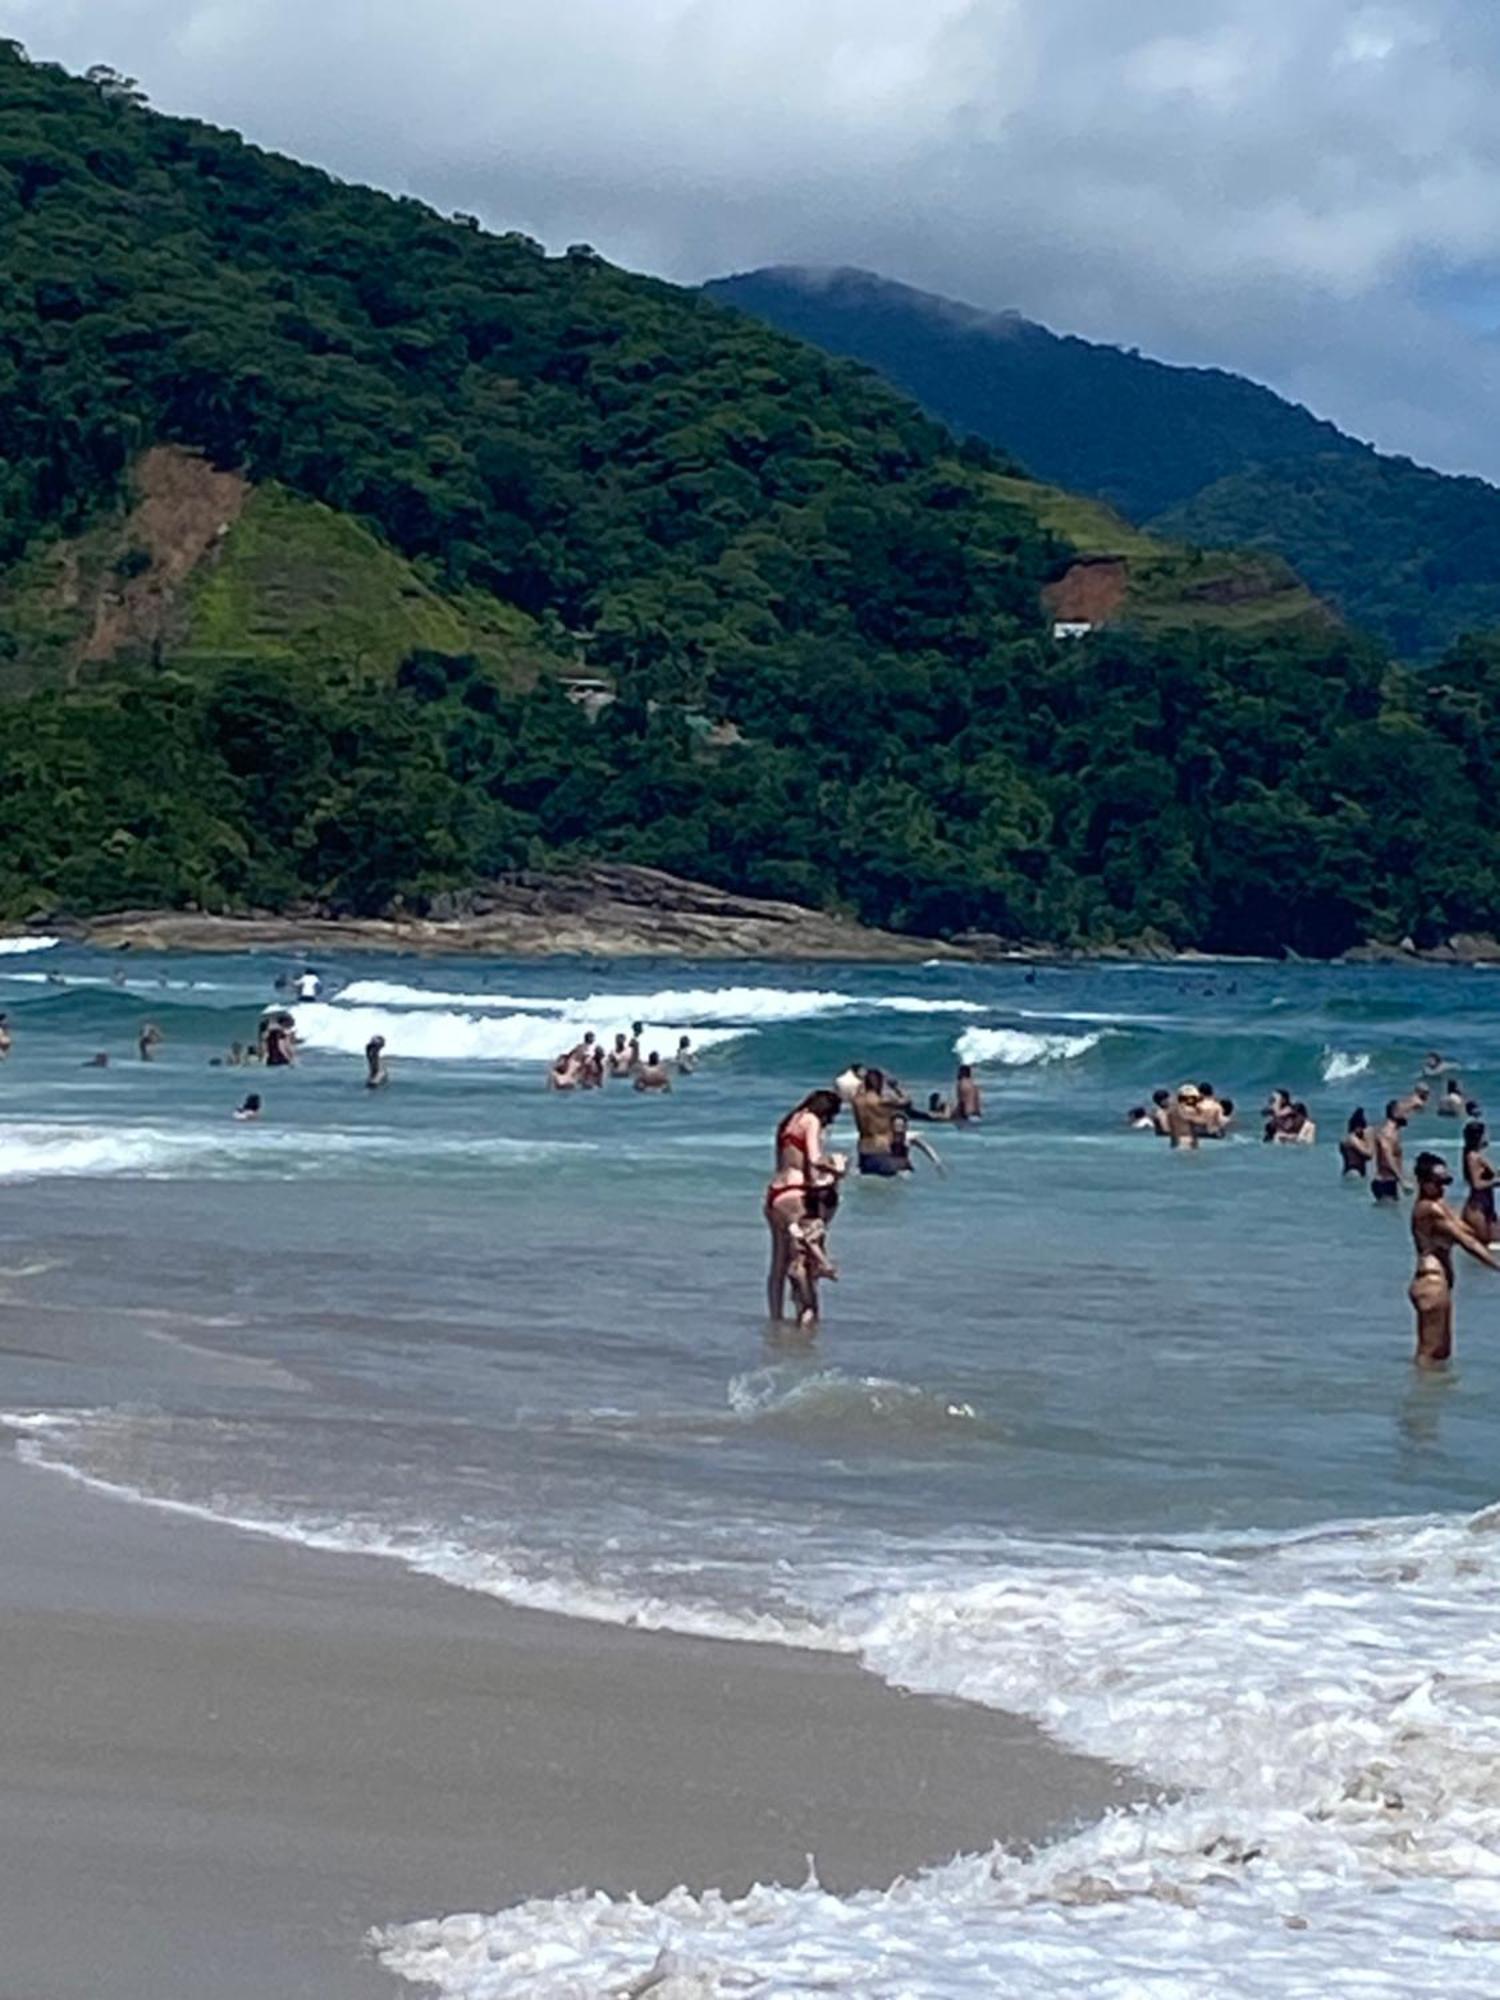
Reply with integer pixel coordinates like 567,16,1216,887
954,1027,1104,1066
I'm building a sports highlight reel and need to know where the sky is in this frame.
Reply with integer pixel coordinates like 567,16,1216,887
7,0,1500,483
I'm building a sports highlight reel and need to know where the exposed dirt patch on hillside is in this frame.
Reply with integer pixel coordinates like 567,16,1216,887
1043,558,1129,625
81,446,248,663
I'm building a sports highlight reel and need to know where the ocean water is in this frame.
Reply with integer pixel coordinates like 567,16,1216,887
4,941,1500,1994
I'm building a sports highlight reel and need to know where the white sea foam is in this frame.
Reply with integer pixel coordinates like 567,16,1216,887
1322,1048,1373,1084
0,1121,597,1182
0,935,59,955
955,1027,1104,1066
374,1502,1500,1999
337,980,985,1022
291,1002,751,1063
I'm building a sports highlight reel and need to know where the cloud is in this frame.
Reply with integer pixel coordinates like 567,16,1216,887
9,0,1500,478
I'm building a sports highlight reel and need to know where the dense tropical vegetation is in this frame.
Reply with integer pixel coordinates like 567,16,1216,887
3,45,1500,956
708,267,1500,663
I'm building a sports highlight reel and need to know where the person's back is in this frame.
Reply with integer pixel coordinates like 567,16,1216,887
1372,1105,1406,1200
953,1066,983,1123
853,1068,899,1172
634,1052,673,1093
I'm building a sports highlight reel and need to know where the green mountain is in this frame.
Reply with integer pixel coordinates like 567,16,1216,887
4,44,1500,956
705,266,1500,662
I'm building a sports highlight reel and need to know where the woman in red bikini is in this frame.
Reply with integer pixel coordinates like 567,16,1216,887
765,1089,844,1320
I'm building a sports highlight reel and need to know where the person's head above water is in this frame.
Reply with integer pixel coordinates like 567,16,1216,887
239,1093,262,1113
1386,1100,1406,1124
1465,1119,1488,1151
929,1092,945,1112
1415,1151,1451,1191
1197,1081,1216,1098
1348,1108,1368,1133
1152,1088,1171,1107
956,1064,973,1081
862,1067,886,1095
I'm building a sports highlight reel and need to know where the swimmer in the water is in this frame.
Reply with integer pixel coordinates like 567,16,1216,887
890,1113,945,1176
953,1064,983,1124
627,1022,645,1072
0,1013,11,1058
1340,1108,1374,1178
82,1051,109,1069
1409,1151,1500,1367
1396,1082,1432,1121
786,1184,840,1328
633,1051,673,1093
1167,1084,1202,1150
264,1014,297,1067
1438,1077,1467,1119
546,1054,578,1091
1422,1051,1445,1079
566,1030,598,1075
1372,1102,1409,1203
226,1042,246,1067
913,1091,953,1123
233,1093,262,1122
607,1032,632,1078
1148,1087,1172,1136
1274,1101,1316,1146
138,1022,162,1062
675,1035,696,1075
1126,1104,1157,1131
853,1067,902,1174
1463,1120,1499,1245
1193,1082,1227,1137
365,1034,389,1089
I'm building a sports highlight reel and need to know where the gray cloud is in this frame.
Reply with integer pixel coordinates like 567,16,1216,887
9,0,1500,477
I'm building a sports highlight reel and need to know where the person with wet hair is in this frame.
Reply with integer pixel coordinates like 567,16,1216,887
953,1064,983,1124
853,1066,902,1175
633,1050,673,1093
1340,1108,1374,1179
1409,1152,1500,1367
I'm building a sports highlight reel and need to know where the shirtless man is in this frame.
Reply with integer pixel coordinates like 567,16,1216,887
1409,1152,1500,1367
675,1035,696,1076
1371,1102,1409,1203
567,1030,599,1074
1438,1077,1467,1119
138,1022,162,1062
1167,1084,1202,1150
1148,1087,1173,1136
1395,1082,1431,1122
607,1033,632,1078
0,1013,11,1058
633,1051,673,1093
954,1065,983,1124
364,1035,389,1089
1193,1082,1227,1137
853,1067,902,1175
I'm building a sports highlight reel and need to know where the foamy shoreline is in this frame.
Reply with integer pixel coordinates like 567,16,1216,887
0,1450,1135,1998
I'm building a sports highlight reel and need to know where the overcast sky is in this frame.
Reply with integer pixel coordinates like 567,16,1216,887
8,0,1500,482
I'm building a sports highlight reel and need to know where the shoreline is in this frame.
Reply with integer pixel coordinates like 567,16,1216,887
0,1451,1141,1999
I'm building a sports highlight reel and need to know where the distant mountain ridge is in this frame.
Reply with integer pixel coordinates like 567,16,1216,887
705,266,1500,659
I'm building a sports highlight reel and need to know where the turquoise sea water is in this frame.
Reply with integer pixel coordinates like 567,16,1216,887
7,941,1500,1994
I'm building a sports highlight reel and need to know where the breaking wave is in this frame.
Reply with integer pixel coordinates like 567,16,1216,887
1322,1048,1372,1084
0,934,59,955
954,1027,1105,1066
336,980,986,1022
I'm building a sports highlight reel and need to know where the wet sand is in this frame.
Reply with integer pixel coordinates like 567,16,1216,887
0,1457,1139,1999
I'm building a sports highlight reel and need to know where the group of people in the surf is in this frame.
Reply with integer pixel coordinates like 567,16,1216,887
765,1062,983,1329
545,1025,695,1093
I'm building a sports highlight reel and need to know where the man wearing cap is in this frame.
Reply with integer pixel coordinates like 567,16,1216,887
1409,1151,1500,1367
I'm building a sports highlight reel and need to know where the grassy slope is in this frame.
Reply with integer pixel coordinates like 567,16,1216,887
0,482,552,694
986,474,1329,635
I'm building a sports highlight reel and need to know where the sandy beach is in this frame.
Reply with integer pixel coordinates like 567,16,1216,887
0,1455,1137,1999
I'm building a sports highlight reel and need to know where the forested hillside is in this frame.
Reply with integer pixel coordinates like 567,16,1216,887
707,266,1500,663
4,44,1500,956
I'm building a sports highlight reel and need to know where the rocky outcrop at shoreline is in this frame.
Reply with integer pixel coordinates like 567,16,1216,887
54,866,965,962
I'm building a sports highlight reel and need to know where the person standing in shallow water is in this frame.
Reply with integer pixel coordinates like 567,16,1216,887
1462,1120,1499,1245
765,1090,844,1319
1340,1109,1374,1179
1409,1152,1500,1368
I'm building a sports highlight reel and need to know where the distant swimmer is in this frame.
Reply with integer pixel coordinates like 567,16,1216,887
1409,1151,1500,1367
1372,1102,1410,1203
365,1034,389,1089
1438,1077,1467,1119
138,1022,162,1062
953,1064,983,1124
1167,1084,1202,1150
633,1050,673,1093
1193,1082,1228,1137
1340,1109,1374,1178
295,967,322,1001
546,1054,578,1091
607,1033,632,1078
1274,1102,1316,1146
889,1113,944,1177
264,1013,297,1067
765,1089,845,1319
233,1092,263,1122
0,1013,11,1058
913,1091,953,1123
1262,1089,1293,1141
1126,1104,1157,1131
1463,1120,1499,1245
627,1021,645,1072
786,1185,840,1329
585,1044,606,1089
1422,1051,1445,1079
226,1041,246,1067
675,1035,696,1075
567,1030,599,1075
853,1067,903,1175
1396,1083,1433,1121
1149,1087,1173,1135
82,1051,109,1069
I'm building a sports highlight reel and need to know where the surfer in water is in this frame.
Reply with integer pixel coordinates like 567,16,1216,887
765,1089,845,1319
1409,1152,1500,1367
